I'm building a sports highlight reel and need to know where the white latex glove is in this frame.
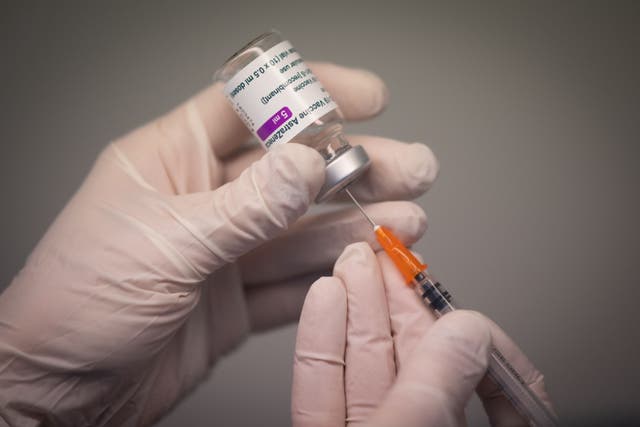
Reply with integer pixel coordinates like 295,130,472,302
292,243,555,427
0,63,439,426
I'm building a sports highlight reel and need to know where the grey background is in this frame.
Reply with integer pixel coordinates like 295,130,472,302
1,1,639,426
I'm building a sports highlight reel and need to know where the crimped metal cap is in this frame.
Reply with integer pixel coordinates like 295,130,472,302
315,145,371,203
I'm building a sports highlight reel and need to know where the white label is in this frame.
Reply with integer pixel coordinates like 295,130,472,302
223,41,337,149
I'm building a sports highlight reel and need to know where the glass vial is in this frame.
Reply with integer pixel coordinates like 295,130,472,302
214,30,370,202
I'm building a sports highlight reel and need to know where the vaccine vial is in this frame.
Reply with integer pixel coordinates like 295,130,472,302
214,30,371,202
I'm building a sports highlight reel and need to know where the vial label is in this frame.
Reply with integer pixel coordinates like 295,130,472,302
223,41,337,149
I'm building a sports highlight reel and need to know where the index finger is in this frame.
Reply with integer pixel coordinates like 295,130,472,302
334,243,396,425
292,277,348,427
377,252,436,371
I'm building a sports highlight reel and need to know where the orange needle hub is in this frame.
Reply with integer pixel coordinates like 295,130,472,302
374,225,427,284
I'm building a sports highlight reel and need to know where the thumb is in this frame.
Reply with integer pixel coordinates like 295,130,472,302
367,310,492,427
168,143,325,274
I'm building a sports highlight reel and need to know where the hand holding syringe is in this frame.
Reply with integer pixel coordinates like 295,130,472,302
215,29,558,426
344,188,559,427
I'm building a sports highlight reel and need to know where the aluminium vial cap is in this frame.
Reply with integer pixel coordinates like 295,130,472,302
315,145,371,203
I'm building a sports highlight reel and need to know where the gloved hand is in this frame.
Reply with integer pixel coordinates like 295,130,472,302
0,63,439,426
292,243,555,427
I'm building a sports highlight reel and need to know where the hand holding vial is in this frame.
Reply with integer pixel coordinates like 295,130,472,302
0,42,437,426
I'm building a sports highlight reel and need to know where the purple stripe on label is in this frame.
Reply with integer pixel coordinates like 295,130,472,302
257,107,293,141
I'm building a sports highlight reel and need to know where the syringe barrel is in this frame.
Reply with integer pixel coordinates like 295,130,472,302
411,270,558,426
487,348,559,426
412,271,456,316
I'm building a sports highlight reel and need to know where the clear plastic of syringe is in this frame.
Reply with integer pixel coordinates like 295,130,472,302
412,271,559,427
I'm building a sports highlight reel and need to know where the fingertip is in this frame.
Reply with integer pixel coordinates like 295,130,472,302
310,62,390,120
297,277,347,348
272,142,326,184
333,241,376,276
304,276,347,314
370,201,427,245
341,136,439,201
389,201,428,237
404,143,440,195
266,143,326,209
358,68,390,117
464,309,492,325
298,277,347,341
428,310,492,367
438,310,491,337
408,202,428,238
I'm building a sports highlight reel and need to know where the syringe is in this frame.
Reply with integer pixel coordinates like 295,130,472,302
344,188,559,427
